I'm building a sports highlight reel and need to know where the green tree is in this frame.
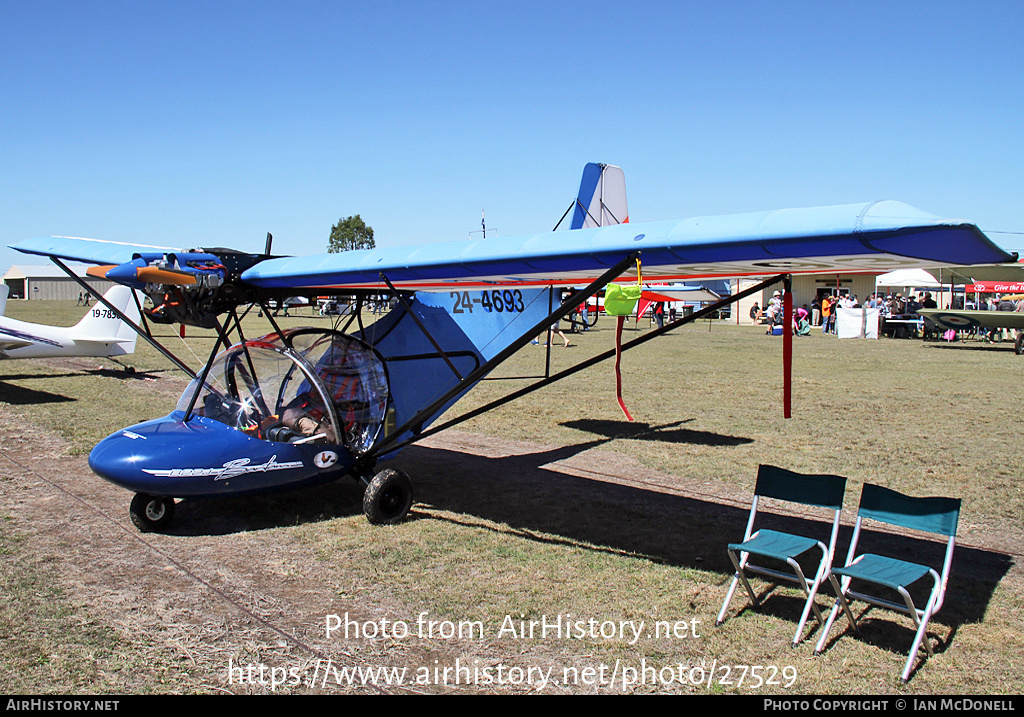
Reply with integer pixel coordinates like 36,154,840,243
328,215,375,253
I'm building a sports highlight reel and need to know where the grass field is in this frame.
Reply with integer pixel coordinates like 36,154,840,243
0,298,1021,694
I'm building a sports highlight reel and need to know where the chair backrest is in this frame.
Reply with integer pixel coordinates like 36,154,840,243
755,464,847,510
858,484,961,537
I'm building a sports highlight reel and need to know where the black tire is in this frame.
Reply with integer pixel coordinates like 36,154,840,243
129,493,175,532
1016,333,1024,355
362,469,414,525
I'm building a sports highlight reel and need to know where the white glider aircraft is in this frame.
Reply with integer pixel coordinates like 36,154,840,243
0,284,141,361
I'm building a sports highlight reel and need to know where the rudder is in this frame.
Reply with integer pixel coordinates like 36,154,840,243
71,285,142,355
571,163,628,229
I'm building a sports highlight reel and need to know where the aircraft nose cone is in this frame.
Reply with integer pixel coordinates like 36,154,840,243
88,411,352,499
104,259,148,290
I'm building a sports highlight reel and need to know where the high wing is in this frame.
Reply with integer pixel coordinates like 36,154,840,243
11,200,1015,306
238,200,1014,291
9,236,186,267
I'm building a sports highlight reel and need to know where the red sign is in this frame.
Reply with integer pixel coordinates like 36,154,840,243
966,281,1024,293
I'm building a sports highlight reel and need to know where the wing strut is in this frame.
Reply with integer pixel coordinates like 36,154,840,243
389,272,794,453
362,252,642,465
379,272,464,381
50,257,197,378
181,305,259,422
181,315,233,421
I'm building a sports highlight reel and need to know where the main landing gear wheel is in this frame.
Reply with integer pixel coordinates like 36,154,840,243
129,493,175,532
1015,333,1024,355
362,468,414,525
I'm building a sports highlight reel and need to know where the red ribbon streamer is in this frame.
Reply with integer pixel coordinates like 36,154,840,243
615,315,634,421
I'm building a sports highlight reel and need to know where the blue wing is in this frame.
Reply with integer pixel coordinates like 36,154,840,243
12,201,1015,294
11,236,186,266
238,201,1014,290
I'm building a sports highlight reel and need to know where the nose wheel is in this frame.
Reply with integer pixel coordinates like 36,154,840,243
129,493,176,532
362,468,414,525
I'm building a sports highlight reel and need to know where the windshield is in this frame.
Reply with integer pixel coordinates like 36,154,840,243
176,330,389,454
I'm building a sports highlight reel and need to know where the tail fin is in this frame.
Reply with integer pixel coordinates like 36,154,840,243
570,163,628,229
71,285,142,356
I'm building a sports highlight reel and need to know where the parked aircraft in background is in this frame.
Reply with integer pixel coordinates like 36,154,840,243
918,307,1024,353
0,283,140,361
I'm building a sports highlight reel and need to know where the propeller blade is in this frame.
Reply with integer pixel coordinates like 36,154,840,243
86,265,117,279
136,266,197,285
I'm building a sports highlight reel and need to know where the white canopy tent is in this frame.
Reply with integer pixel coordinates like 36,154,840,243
875,267,960,310
875,268,942,289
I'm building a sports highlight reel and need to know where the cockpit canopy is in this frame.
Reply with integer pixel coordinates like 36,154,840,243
176,329,390,455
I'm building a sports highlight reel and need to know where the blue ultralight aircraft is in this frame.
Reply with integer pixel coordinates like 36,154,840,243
10,179,1016,532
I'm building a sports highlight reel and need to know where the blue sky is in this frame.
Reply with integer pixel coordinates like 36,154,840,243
2,1,1023,272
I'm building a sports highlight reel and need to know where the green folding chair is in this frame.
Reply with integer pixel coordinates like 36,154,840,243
813,483,961,683
716,464,847,646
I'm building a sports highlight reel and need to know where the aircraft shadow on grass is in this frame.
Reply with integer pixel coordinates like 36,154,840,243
166,437,1007,633
924,341,1016,353
0,367,163,406
560,418,754,446
399,441,1009,652
0,377,77,405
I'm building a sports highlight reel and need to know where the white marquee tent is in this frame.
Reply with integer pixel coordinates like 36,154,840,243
874,269,942,289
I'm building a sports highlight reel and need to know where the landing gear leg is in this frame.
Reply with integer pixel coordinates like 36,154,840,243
362,468,414,525
129,493,175,532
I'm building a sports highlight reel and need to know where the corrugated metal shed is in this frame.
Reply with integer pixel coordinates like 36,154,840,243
3,265,114,301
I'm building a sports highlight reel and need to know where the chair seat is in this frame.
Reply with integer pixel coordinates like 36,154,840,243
729,529,821,563
832,553,932,591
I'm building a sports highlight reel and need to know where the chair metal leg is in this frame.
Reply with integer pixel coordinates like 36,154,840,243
814,574,860,655
814,599,843,655
898,587,933,658
717,574,741,625
727,550,760,607
790,555,829,646
899,581,941,683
